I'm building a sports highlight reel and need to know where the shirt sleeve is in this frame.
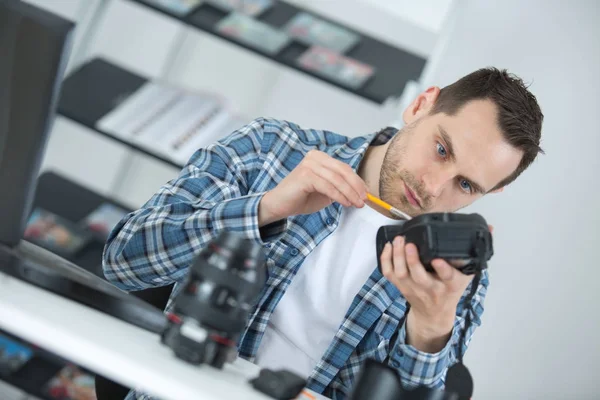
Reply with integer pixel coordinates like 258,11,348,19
102,118,287,291
386,270,490,389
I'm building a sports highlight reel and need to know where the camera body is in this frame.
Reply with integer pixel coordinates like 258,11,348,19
348,358,464,400
161,231,267,368
376,213,493,275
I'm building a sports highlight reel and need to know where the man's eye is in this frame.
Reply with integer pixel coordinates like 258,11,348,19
459,179,472,193
436,142,447,158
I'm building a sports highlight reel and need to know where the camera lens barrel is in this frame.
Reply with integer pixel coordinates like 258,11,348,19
163,231,268,367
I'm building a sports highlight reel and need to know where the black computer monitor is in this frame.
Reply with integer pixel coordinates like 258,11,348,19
0,0,74,247
0,0,168,334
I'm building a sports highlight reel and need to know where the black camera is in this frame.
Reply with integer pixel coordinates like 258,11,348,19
348,358,471,400
376,213,493,275
161,231,267,368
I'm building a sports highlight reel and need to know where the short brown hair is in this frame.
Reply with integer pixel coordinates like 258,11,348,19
430,67,544,190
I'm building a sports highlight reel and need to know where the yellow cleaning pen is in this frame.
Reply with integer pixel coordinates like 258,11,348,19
366,193,412,220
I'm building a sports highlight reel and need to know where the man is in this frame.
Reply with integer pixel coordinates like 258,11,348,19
103,67,543,399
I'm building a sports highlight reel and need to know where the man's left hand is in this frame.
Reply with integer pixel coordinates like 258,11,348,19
379,236,474,353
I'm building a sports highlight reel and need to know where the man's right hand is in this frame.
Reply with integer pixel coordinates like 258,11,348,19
258,150,368,226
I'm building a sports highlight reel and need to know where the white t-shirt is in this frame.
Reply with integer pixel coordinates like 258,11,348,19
254,204,398,379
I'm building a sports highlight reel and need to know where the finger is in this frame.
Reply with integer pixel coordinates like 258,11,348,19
311,164,364,207
392,236,408,280
309,171,353,207
488,224,494,234
405,243,434,287
434,258,475,290
431,258,454,281
380,242,395,281
451,270,475,292
313,152,368,201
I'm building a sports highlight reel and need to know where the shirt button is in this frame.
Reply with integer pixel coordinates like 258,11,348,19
290,248,299,256
264,243,272,248
391,360,400,368
326,217,334,225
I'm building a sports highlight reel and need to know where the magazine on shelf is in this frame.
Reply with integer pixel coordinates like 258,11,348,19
283,12,360,54
96,82,247,166
0,333,34,376
79,203,130,238
297,46,374,89
216,12,291,55
43,364,97,400
24,208,92,258
169,108,248,166
206,0,273,16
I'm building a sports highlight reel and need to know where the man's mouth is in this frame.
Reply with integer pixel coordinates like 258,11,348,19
404,182,422,208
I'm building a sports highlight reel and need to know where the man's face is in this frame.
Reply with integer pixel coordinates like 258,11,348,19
380,94,524,217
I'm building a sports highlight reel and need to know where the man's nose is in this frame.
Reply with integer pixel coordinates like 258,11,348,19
423,170,455,198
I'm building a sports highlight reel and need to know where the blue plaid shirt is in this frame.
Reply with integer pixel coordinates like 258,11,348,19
103,117,489,400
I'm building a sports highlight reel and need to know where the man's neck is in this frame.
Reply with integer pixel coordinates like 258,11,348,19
357,141,390,197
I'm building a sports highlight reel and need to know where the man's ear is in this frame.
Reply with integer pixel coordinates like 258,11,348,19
403,86,440,124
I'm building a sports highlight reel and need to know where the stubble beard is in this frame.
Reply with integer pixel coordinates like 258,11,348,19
379,126,431,216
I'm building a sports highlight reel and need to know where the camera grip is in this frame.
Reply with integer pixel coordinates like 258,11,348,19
375,224,437,273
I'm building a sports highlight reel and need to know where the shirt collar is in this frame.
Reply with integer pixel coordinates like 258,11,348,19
331,126,399,172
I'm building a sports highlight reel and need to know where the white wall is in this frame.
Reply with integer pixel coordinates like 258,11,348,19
419,0,600,398
357,0,454,34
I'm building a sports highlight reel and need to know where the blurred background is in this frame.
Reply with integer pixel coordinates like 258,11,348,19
14,0,600,398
